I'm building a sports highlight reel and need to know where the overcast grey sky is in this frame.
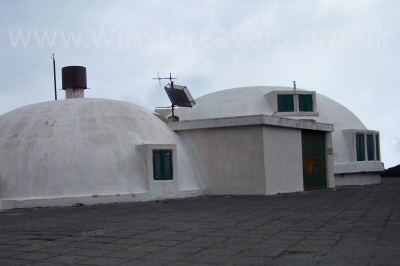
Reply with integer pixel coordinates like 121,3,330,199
1,0,399,168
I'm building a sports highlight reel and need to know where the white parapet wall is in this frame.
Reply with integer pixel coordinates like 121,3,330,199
334,161,383,186
334,173,381,186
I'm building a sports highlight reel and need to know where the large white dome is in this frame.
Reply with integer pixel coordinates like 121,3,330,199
0,98,201,208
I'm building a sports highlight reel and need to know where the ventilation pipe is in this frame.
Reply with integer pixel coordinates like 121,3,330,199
62,66,87,99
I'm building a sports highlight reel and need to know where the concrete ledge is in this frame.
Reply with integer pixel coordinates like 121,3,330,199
335,172,381,186
169,115,333,132
0,189,204,211
275,111,320,117
335,161,384,174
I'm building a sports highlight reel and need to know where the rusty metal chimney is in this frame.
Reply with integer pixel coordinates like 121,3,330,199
62,66,87,99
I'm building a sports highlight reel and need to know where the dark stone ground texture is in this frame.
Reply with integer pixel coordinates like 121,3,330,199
0,178,399,265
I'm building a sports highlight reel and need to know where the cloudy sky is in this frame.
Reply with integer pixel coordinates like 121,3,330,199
1,0,399,168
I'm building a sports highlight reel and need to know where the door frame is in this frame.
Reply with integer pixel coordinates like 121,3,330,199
301,130,327,189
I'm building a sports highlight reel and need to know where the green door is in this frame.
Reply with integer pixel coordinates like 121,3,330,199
302,130,327,189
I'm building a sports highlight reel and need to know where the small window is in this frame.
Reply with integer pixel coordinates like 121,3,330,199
153,150,173,180
367,134,375,161
278,95,294,112
376,134,380,161
356,133,365,161
299,95,313,112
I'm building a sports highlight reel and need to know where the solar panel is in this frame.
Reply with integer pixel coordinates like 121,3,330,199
164,83,195,107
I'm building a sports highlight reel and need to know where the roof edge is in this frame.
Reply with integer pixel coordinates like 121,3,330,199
168,115,334,132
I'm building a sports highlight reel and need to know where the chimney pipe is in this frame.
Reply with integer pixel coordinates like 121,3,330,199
62,66,87,99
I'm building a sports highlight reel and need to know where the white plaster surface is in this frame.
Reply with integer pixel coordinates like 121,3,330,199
334,173,381,186
174,87,366,131
176,126,266,195
176,124,334,196
335,161,384,174
263,127,304,195
325,132,336,188
0,98,202,210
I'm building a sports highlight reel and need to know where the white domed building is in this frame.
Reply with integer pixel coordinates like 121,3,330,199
166,86,384,194
0,73,384,210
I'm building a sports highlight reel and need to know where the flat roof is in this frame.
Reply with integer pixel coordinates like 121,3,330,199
168,114,334,132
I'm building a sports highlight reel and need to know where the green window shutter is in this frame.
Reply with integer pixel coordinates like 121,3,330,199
278,95,294,112
367,134,375,161
163,151,173,180
153,151,162,180
356,133,365,161
299,95,313,112
153,150,173,180
375,134,380,161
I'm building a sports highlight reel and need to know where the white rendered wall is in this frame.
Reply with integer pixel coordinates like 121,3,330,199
176,126,266,195
263,126,304,194
175,120,334,196
136,143,203,199
325,132,336,188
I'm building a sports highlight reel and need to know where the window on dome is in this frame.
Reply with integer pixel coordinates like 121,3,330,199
153,150,173,180
299,95,313,112
355,132,380,162
367,134,375,161
268,91,318,116
278,95,294,112
356,133,365,161
376,134,380,160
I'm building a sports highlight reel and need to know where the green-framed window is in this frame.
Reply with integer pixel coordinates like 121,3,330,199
356,133,365,161
153,150,173,180
376,134,380,160
278,95,294,112
367,134,375,161
299,94,313,112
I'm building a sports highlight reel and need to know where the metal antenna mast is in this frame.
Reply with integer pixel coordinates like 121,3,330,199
52,53,57,100
153,72,178,117
153,72,195,122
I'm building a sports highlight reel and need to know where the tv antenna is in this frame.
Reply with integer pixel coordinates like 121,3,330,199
153,72,176,86
153,72,195,121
